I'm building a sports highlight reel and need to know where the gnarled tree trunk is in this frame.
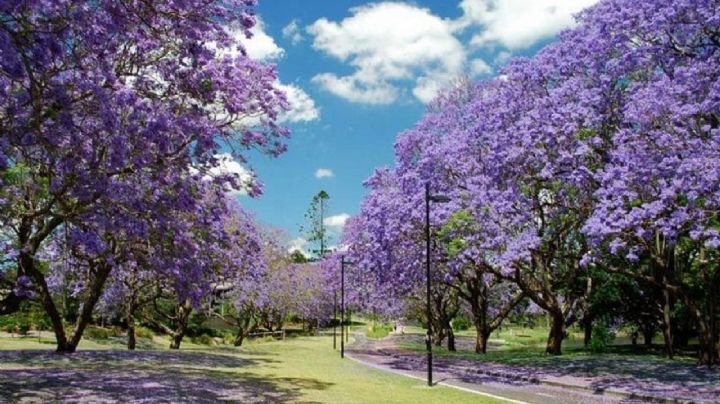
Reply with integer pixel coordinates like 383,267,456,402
546,310,566,355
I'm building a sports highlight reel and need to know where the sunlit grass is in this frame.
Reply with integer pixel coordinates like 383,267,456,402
0,334,501,403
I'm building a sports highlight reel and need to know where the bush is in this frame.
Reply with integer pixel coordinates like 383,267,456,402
451,315,471,331
84,326,111,340
136,326,155,339
17,323,31,335
110,326,125,338
190,333,215,346
222,331,236,345
589,322,616,354
366,323,394,339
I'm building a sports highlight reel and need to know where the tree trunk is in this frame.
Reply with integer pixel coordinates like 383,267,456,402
234,329,245,347
127,310,137,350
22,252,70,352
697,326,719,366
643,325,654,347
170,332,184,350
545,311,565,355
447,328,456,352
431,325,445,346
475,326,490,354
661,287,674,359
583,318,593,348
169,299,192,350
64,264,113,353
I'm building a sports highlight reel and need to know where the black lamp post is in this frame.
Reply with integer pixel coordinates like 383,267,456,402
425,182,451,387
340,255,354,359
333,291,337,350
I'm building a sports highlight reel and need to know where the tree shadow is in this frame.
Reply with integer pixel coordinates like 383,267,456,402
355,334,720,402
0,350,332,403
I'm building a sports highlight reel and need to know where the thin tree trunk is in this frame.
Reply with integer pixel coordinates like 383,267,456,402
127,307,137,350
234,329,245,347
169,299,192,350
583,317,593,348
661,287,674,359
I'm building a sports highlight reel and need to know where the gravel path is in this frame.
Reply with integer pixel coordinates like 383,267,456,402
347,332,720,403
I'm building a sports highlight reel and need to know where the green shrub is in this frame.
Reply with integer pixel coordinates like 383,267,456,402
366,323,394,339
190,333,214,345
17,323,31,335
589,322,616,354
110,326,125,338
84,326,111,340
451,315,471,331
222,331,236,345
136,326,155,339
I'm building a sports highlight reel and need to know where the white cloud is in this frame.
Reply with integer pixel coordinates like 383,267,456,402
282,19,304,45
455,0,599,49
311,74,399,105
324,213,351,228
288,237,309,254
307,2,467,105
237,18,285,61
223,22,319,124
276,82,320,123
470,58,492,76
494,51,513,65
202,153,255,196
315,168,334,179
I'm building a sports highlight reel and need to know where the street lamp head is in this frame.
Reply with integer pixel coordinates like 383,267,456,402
429,194,451,203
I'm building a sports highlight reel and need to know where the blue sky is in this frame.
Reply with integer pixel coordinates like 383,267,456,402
232,0,599,253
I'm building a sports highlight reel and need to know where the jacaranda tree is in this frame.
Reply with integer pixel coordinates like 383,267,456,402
0,0,289,352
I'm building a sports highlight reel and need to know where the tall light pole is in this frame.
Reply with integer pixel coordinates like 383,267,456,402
425,182,451,387
340,255,354,359
333,291,337,350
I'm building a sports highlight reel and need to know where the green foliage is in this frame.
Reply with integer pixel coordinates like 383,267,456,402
84,326,111,340
575,128,595,141
451,315,471,331
589,322,616,354
0,304,49,334
136,326,155,339
290,250,308,263
190,333,215,345
301,190,330,257
17,322,31,335
365,322,394,339
438,210,476,258
223,331,236,345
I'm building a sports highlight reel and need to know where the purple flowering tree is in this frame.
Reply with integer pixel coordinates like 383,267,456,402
0,0,288,353
579,0,720,364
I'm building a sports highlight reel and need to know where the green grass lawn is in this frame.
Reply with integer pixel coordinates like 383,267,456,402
396,324,697,368
0,334,501,403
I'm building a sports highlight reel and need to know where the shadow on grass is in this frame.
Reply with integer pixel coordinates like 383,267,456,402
0,349,332,403
386,334,720,401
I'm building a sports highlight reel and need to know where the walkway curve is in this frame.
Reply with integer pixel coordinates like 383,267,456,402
346,332,647,404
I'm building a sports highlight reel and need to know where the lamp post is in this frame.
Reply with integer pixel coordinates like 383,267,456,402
333,291,337,350
340,255,354,358
425,182,451,387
